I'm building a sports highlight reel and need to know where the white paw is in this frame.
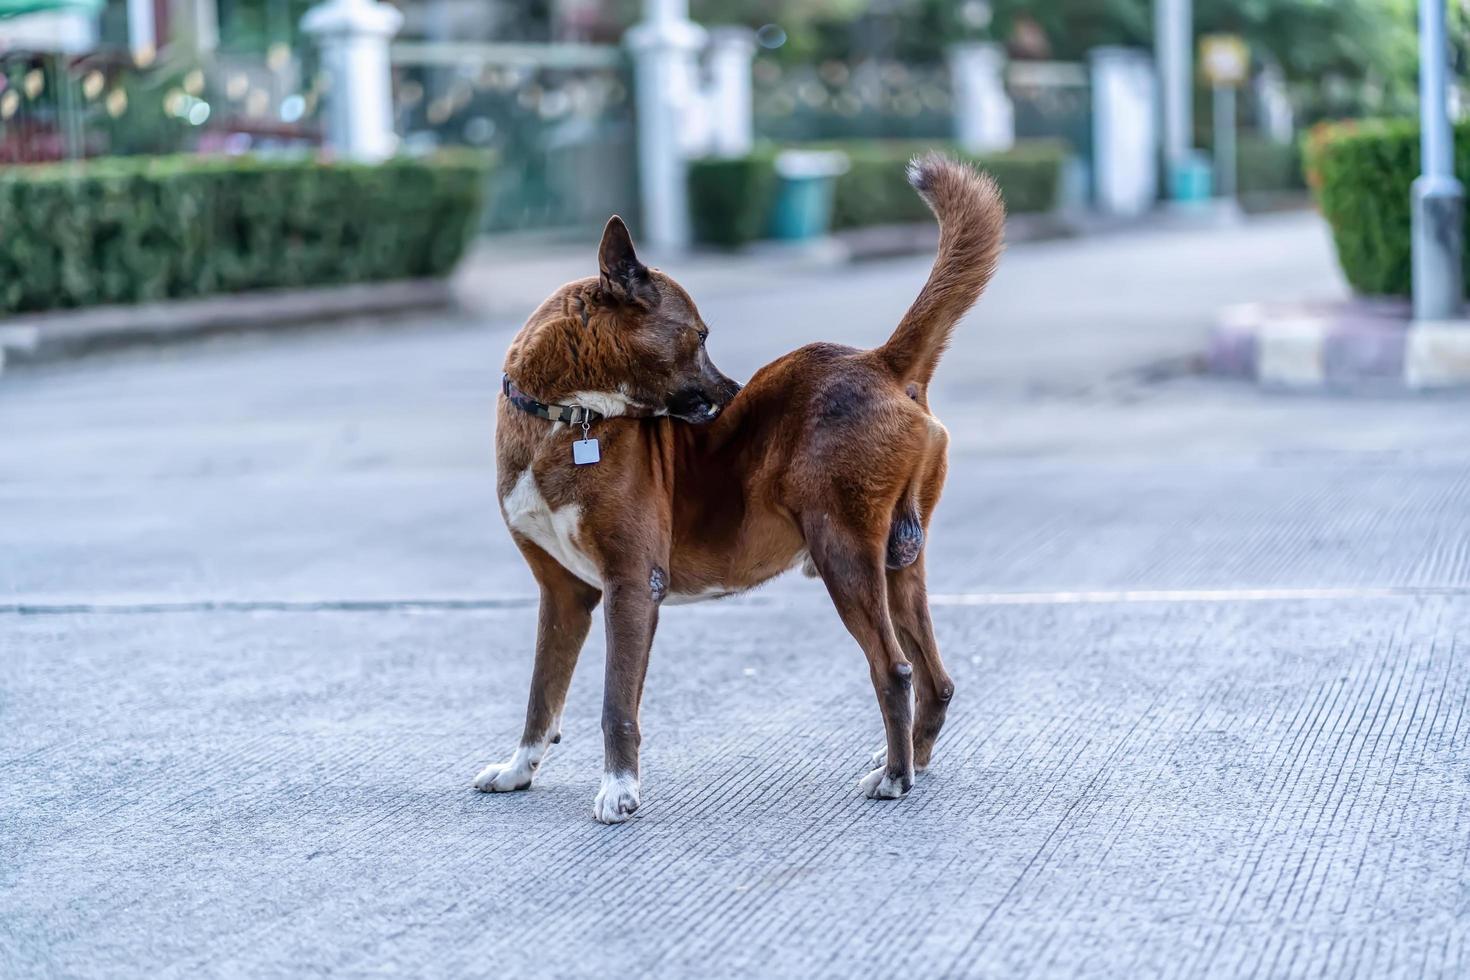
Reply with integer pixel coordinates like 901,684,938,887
859,766,911,800
868,746,927,774
474,728,558,793
592,771,640,824
473,759,532,792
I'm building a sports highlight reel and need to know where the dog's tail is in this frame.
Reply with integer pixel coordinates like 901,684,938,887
876,154,1005,384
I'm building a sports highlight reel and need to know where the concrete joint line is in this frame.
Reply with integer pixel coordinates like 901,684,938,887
4,586,1465,617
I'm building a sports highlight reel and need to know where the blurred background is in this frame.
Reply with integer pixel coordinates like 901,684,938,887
0,0,1452,246
6,2,1470,977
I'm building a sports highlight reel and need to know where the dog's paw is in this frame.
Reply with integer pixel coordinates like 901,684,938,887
592,772,640,824
472,758,533,793
859,766,912,800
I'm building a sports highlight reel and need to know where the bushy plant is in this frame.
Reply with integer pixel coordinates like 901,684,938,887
1236,135,1306,198
815,139,1064,229
1301,118,1458,296
686,139,1064,248
0,151,488,314
687,147,781,247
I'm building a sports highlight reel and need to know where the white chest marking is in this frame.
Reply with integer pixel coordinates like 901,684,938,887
503,469,601,587
571,389,635,419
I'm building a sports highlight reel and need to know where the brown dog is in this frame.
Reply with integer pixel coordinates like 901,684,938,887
475,154,1004,822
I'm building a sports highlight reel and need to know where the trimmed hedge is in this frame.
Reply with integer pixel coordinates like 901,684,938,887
0,152,489,314
687,147,780,248
1303,119,1463,296
687,139,1065,248
818,139,1064,230
1236,135,1307,198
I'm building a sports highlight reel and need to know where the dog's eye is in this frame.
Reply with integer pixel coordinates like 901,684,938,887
697,328,709,346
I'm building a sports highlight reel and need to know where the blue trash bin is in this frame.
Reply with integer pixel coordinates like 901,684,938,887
768,150,849,241
1169,152,1214,204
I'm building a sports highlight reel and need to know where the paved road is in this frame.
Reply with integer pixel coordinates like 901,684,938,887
5,213,1470,978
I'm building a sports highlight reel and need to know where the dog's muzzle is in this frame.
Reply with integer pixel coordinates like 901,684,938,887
668,380,740,424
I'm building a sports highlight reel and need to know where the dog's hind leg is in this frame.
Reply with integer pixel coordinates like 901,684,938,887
874,417,952,772
803,516,915,800
886,554,953,772
475,538,601,793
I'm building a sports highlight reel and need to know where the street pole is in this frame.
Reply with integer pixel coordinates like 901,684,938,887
1411,0,1464,321
1155,0,1192,199
1213,83,1235,199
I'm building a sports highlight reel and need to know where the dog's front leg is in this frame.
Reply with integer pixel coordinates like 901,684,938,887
474,538,601,794
592,562,666,823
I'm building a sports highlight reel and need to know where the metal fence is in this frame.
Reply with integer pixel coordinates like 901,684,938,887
390,41,637,234
1007,60,1091,159
753,57,952,142
752,55,1092,161
1007,59,1091,204
0,44,321,163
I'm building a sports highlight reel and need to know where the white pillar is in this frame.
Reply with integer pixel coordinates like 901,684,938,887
1155,0,1193,197
190,0,219,54
1091,47,1158,216
704,27,756,157
1412,0,1464,321
948,42,1014,154
626,0,706,252
126,0,157,62
302,0,404,163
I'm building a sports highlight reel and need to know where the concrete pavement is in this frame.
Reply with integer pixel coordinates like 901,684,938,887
4,212,1470,978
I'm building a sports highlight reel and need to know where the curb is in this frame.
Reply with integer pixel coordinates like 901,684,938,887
0,278,454,369
1209,300,1470,391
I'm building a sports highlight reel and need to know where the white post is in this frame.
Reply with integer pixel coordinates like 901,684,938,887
126,0,157,62
948,42,1014,154
1091,47,1158,216
704,27,756,157
626,0,706,252
190,0,219,54
1155,0,1193,198
1411,0,1464,321
301,0,404,163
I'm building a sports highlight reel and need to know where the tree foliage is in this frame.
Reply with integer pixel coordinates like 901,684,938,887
697,0,1422,96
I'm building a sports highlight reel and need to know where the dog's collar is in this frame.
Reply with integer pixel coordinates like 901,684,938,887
502,375,602,425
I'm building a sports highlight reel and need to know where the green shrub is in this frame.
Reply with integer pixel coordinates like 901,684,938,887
1302,118,1464,296
687,139,1064,247
814,139,1065,230
687,148,781,247
1236,135,1307,197
0,151,489,314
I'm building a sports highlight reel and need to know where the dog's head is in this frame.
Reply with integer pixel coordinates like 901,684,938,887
591,216,742,423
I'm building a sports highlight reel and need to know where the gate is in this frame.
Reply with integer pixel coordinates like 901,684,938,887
389,41,638,235
1007,59,1092,203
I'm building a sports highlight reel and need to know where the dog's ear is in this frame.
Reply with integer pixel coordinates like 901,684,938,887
597,215,656,309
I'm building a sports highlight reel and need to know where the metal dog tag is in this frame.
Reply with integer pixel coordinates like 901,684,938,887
573,438,601,465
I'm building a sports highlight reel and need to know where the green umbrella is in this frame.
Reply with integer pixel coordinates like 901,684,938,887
0,0,103,19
